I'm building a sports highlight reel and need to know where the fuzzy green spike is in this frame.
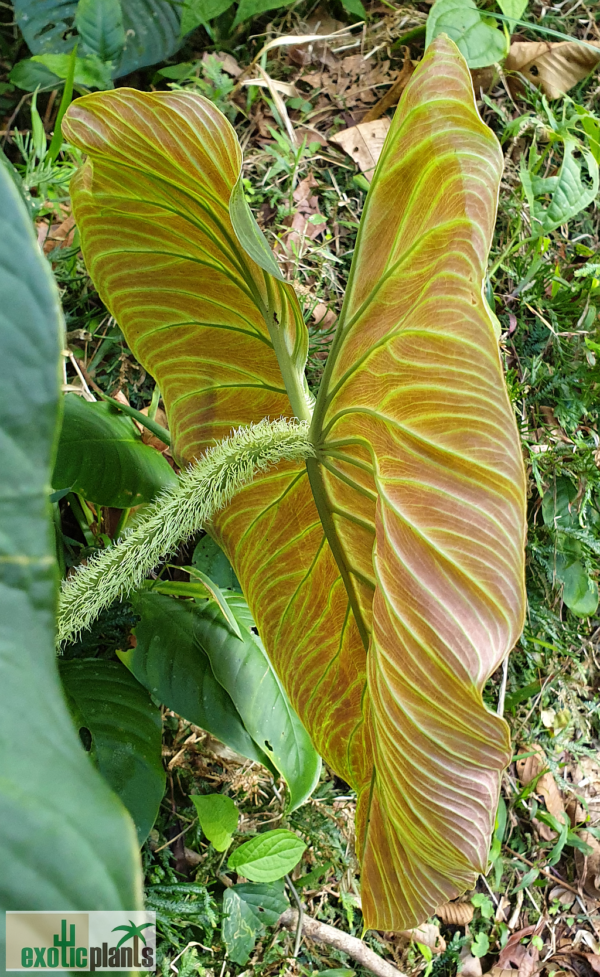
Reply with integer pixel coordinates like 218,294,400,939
57,419,313,646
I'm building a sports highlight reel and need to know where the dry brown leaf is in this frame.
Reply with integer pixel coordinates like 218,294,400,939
496,924,541,977
505,40,600,99
460,947,483,977
400,922,446,953
276,173,325,270
37,213,76,254
362,49,415,122
138,406,170,452
516,744,565,840
575,830,600,899
329,118,390,181
436,900,474,925
549,884,577,908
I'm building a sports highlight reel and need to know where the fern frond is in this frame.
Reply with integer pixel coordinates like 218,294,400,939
57,418,313,646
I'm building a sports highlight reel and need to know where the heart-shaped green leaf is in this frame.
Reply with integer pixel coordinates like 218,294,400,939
228,829,306,882
191,793,238,852
426,0,508,67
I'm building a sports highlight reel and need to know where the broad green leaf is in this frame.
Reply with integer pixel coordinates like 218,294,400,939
0,161,142,950
59,658,165,843
10,58,63,92
65,36,525,931
232,880,289,926
122,591,272,769
221,881,288,963
521,137,599,233
186,594,322,811
190,793,238,851
193,534,241,591
181,0,234,33
542,476,577,529
228,829,306,882
221,887,260,965
13,0,182,78
75,0,126,64
52,393,177,507
426,0,508,67
63,89,311,462
560,560,598,617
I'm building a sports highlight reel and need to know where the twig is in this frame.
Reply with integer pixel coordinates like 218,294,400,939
503,844,593,901
279,909,404,977
154,818,197,854
285,875,304,958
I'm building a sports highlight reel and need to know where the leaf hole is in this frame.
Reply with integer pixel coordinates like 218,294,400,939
264,740,273,752
79,726,92,752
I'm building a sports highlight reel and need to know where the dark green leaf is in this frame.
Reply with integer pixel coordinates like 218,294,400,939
542,476,578,529
340,0,366,18
228,829,306,882
232,0,295,28
193,535,241,592
122,591,273,769
190,793,238,851
13,0,182,78
190,594,321,811
232,880,289,926
0,163,141,957
59,658,165,843
9,58,63,92
560,561,598,617
53,393,178,507
75,0,125,63
180,0,235,33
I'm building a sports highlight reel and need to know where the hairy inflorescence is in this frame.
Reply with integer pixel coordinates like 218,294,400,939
57,418,314,646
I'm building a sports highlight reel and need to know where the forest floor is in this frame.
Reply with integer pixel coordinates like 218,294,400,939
3,1,600,975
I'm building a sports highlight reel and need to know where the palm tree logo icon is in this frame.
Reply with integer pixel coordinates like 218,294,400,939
111,920,153,966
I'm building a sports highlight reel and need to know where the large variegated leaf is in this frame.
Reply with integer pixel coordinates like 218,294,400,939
62,88,311,461
64,36,526,931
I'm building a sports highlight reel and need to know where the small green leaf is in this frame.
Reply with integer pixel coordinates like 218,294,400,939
191,793,238,851
471,893,494,919
180,0,234,33
53,394,178,508
10,58,62,92
497,0,527,28
521,138,599,234
229,175,284,281
232,0,295,28
228,829,306,882
426,0,508,68
75,0,126,63
471,932,490,958
560,561,598,617
341,0,366,18
542,476,578,530
32,53,114,90
512,866,540,892
222,887,260,965
59,659,165,843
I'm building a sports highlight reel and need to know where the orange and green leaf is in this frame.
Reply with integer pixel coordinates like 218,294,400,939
62,88,311,461
64,36,526,931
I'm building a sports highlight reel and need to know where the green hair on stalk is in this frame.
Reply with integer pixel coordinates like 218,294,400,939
57,418,314,646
